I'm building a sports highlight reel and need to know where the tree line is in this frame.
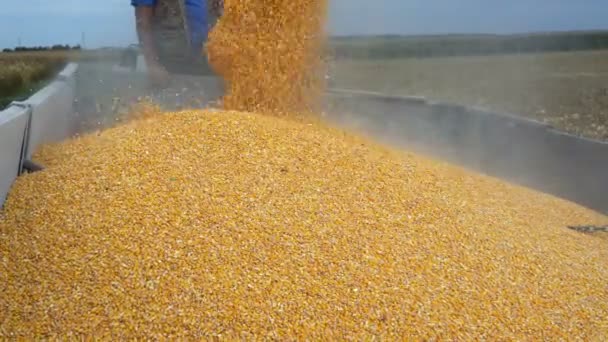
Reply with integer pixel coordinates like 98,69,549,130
2,45,82,53
329,31,608,59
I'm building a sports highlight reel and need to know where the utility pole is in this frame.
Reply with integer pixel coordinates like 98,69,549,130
81,32,86,49
17,37,22,47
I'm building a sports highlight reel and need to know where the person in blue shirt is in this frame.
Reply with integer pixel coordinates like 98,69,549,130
132,0,222,87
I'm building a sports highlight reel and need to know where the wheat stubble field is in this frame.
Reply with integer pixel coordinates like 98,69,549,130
331,50,608,141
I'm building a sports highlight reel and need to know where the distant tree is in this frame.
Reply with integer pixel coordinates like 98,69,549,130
330,31,608,60
50,44,72,51
2,48,12,53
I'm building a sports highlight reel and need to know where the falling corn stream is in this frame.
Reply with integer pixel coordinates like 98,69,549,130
1,0,607,339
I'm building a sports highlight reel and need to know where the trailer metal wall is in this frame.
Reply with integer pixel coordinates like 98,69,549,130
0,63,78,206
325,89,608,214
25,63,78,159
0,106,29,205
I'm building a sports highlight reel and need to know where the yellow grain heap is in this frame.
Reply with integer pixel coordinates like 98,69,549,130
1,110,607,339
206,0,327,114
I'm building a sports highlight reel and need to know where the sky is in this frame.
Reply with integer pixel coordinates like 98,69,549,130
1,0,607,49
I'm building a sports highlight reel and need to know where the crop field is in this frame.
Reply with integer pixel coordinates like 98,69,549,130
0,50,123,110
330,50,608,141
0,52,69,109
3,48,607,142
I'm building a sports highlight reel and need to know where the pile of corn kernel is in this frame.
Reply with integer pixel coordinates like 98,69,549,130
206,0,327,114
1,110,607,339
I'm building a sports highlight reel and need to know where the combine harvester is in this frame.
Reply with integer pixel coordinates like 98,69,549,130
1,58,607,215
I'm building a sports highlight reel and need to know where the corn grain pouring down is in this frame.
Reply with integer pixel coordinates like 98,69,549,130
1,0,608,340
206,0,328,114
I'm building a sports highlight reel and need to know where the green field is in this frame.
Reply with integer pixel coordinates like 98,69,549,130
331,50,608,141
